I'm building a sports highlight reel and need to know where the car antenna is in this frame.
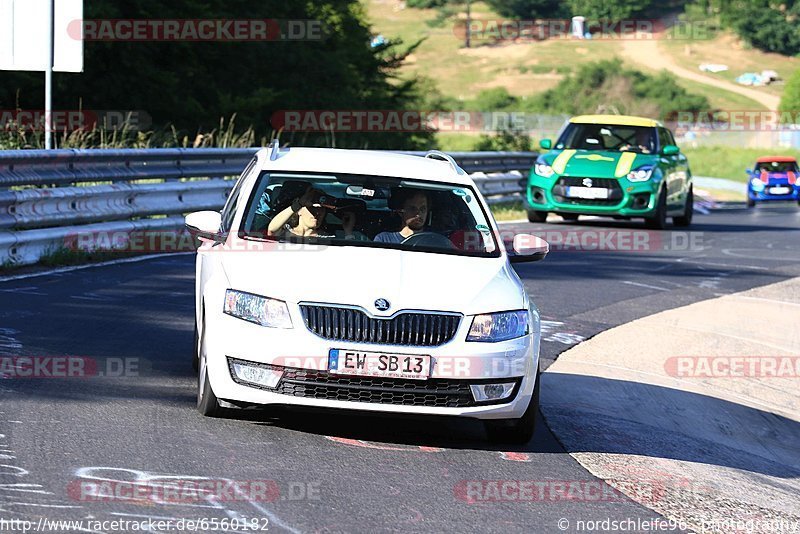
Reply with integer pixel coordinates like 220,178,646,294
268,139,281,161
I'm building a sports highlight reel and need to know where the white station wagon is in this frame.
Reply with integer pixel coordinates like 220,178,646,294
185,143,548,443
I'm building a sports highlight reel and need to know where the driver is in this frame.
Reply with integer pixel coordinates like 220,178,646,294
374,189,429,244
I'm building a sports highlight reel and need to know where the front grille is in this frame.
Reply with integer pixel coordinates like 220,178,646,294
552,177,624,206
299,304,461,347
276,368,522,408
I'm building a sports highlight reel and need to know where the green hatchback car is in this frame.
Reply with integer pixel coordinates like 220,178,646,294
526,115,693,229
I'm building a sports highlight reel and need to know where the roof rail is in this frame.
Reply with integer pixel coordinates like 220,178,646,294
268,139,281,161
424,150,463,174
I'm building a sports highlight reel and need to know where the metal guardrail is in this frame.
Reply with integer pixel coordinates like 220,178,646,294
0,148,536,266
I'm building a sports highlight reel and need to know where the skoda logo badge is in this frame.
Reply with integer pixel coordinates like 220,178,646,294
582,178,593,188
374,298,391,311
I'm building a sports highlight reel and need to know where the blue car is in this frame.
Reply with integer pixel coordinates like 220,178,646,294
746,156,800,207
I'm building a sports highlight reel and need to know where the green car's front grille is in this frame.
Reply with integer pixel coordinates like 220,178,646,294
551,177,624,207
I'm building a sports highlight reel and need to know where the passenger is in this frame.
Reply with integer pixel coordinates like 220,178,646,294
374,189,429,244
267,186,334,238
335,205,369,241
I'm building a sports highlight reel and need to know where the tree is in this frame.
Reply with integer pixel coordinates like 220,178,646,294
566,0,647,21
0,0,434,149
717,0,800,56
780,69,800,117
482,0,565,18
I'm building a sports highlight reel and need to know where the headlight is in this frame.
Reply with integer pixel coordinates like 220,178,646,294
627,166,654,182
534,163,555,178
467,310,528,342
224,290,293,328
750,178,766,192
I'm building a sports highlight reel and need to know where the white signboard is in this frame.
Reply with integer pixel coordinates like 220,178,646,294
0,0,83,72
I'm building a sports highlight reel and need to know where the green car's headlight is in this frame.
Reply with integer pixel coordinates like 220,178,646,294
534,163,555,178
467,310,529,342
627,166,654,182
224,290,293,328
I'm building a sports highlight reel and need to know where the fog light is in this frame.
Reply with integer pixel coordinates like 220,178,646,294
470,382,516,402
229,359,283,389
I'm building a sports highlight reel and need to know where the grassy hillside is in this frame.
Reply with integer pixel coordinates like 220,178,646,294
365,0,782,110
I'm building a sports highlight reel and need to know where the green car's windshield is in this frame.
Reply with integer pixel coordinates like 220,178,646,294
238,172,500,258
556,123,657,154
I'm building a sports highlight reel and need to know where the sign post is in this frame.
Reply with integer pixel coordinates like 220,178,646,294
0,0,84,149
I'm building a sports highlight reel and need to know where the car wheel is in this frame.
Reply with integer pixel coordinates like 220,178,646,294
560,213,579,222
484,371,540,445
527,210,548,223
747,197,756,208
644,189,668,230
197,318,223,417
673,187,693,227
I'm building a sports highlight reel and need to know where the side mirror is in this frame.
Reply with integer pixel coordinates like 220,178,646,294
508,234,549,263
539,139,552,150
746,168,753,175
185,211,224,242
662,145,680,156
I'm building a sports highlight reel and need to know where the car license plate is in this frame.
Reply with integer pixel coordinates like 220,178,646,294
566,186,609,199
328,349,431,380
769,186,791,195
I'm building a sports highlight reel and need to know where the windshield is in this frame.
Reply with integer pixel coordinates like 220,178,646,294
755,161,798,173
239,172,500,257
556,123,657,154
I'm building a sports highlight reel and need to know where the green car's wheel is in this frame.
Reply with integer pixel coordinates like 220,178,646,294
527,210,548,223
560,213,579,222
645,189,668,230
673,188,693,227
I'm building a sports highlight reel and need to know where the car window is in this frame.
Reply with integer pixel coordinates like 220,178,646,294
238,172,500,258
556,123,656,154
221,156,258,233
755,161,798,173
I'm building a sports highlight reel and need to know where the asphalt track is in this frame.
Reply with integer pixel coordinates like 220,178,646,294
0,204,798,533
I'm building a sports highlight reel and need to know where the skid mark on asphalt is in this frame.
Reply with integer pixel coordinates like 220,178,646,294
0,328,22,356
324,436,445,452
326,436,533,462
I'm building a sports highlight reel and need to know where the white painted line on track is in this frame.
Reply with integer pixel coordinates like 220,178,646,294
622,280,669,291
0,252,193,283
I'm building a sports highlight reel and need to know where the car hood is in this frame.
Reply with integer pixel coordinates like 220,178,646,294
220,242,526,316
544,149,656,178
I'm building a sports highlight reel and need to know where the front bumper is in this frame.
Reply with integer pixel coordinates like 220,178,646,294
748,183,800,202
526,174,660,216
205,312,540,420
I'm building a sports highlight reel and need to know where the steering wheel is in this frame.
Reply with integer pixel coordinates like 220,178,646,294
401,232,455,249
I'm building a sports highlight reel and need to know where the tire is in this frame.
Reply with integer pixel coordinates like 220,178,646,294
197,318,223,417
484,371,540,445
527,210,548,223
747,197,756,208
644,189,668,230
673,187,693,227
560,213,579,222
